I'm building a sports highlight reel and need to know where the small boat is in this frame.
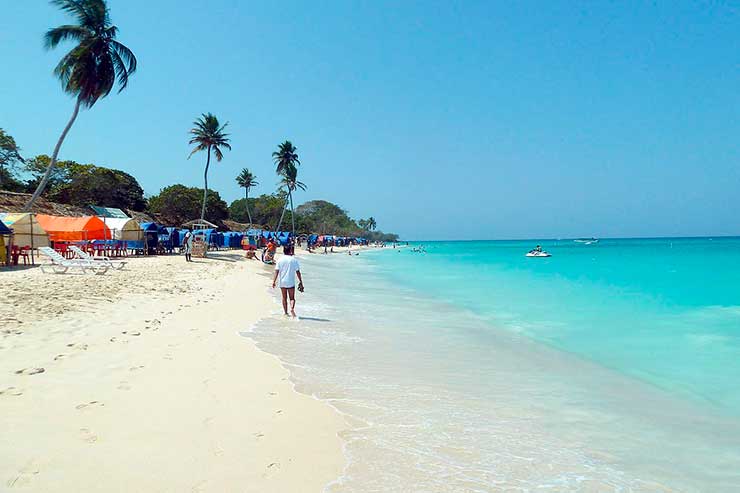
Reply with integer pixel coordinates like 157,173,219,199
526,250,551,258
574,238,599,244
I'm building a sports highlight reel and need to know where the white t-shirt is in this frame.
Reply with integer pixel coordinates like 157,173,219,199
275,255,300,288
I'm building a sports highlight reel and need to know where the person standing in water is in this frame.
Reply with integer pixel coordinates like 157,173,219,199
272,245,304,317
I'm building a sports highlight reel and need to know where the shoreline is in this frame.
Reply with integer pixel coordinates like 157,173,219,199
1,250,346,492
246,244,740,491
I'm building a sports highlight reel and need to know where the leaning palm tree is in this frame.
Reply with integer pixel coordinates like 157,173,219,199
235,168,258,226
188,113,231,221
24,0,137,211
272,141,300,176
272,141,301,234
279,163,307,237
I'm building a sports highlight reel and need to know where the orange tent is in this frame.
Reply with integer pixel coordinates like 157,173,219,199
36,215,111,241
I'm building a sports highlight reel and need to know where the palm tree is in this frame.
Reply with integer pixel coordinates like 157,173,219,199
272,141,301,234
279,163,306,237
24,0,137,211
235,168,258,226
188,113,231,221
272,141,300,176
367,217,377,231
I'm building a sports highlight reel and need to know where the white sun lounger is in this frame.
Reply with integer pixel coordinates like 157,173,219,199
38,247,109,275
69,245,127,270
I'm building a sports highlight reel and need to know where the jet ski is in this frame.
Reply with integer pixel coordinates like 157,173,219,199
526,250,551,257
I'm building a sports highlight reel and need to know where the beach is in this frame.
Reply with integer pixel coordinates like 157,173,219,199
0,251,346,492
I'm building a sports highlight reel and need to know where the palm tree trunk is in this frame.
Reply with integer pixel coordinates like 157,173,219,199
275,190,289,232
23,97,82,211
289,190,296,240
200,146,211,221
245,187,253,227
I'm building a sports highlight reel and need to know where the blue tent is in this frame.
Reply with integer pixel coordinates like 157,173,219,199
308,234,318,245
139,222,160,232
277,232,291,246
222,232,243,248
0,219,11,235
165,227,181,247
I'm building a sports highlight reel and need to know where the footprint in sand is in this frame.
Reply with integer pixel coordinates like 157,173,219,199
163,354,174,361
6,460,40,488
75,400,104,410
15,368,45,376
79,428,98,443
129,365,145,371
0,386,23,397
117,381,131,391
53,354,65,361
253,432,265,440
262,462,281,479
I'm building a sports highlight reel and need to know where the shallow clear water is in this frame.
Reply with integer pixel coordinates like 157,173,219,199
247,238,740,492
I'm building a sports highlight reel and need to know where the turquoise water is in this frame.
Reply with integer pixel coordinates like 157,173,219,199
375,238,740,413
248,238,740,492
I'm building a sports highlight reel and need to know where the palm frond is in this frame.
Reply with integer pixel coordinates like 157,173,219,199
45,25,90,49
188,113,231,160
47,0,136,106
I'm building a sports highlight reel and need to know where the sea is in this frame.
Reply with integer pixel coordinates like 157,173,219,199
246,238,740,492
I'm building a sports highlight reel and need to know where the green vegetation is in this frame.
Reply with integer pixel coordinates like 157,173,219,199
0,129,25,191
148,184,228,226
24,0,137,211
235,168,258,226
228,196,398,241
358,217,377,231
188,113,231,221
50,163,146,211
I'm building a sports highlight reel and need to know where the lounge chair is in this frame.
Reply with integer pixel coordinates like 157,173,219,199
69,245,126,270
38,247,109,275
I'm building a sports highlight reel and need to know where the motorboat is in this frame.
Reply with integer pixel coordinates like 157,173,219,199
574,238,599,244
526,250,551,258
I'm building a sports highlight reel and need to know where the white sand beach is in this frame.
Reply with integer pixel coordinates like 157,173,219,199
0,251,346,492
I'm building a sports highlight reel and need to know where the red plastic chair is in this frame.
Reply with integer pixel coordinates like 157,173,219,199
18,246,30,265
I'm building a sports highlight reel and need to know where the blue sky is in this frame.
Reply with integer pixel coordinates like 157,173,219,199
1,1,738,239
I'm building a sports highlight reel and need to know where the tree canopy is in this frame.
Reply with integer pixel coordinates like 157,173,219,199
51,163,146,210
149,184,228,226
19,155,146,210
229,193,292,229
0,129,25,191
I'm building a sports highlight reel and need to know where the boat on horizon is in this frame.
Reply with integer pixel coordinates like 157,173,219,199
574,238,599,245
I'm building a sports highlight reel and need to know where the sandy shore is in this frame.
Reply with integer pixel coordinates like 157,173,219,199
0,250,346,492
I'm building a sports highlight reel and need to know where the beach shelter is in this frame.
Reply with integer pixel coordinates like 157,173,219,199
138,222,161,254
0,219,11,265
99,217,142,241
0,213,50,249
165,227,181,248
36,215,110,242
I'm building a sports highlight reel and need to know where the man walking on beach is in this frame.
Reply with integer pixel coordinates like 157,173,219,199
272,245,303,317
